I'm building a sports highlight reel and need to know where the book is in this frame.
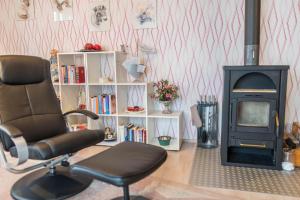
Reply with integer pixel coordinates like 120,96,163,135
118,125,125,142
94,97,97,113
90,97,95,113
75,67,80,83
143,129,147,144
102,94,107,114
129,129,133,141
125,123,134,141
65,65,68,83
98,95,102,114
139,129,143,143
111,95,116,114
105,95,110,114
78,66,85,83
70,65,75,83
95,96,99,114
60,65,65,83
108,95,112,114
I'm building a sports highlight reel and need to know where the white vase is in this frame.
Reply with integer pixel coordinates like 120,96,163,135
160,101,172,114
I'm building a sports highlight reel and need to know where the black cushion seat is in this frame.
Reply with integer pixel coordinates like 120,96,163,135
10,129,104,160
71,142,167,187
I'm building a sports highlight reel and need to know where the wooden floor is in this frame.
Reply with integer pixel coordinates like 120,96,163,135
0,142,299,200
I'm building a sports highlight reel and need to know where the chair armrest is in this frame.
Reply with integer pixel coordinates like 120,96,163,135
0,124,23,138
0,125,28,167
63,109,99,120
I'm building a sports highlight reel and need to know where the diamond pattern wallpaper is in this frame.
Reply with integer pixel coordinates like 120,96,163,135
0,0,299,139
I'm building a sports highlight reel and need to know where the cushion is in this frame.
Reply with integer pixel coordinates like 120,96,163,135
71,142,167,186
10,129,104,160
0,55,48,85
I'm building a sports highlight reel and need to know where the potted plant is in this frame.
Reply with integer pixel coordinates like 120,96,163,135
151,80,179,114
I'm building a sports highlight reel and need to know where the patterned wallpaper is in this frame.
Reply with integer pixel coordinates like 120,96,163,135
0,0,299,139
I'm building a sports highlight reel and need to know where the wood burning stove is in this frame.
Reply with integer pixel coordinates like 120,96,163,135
221,66,289,169
221,0,289,170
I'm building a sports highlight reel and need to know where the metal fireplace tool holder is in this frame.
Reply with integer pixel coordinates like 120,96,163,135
197,96,218,149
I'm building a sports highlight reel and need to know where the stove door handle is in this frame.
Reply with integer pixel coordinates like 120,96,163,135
240,143,267,148
275,112,279,137
229,103,233,130
275,112,279,128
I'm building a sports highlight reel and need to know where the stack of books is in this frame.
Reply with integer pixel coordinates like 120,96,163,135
118,123,147,143
90,94,116,114
60,65,85,84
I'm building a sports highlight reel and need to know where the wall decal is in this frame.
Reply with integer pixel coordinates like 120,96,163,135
132,0,157,29
15,0,35,20
88,0,111,32
53,0,73,21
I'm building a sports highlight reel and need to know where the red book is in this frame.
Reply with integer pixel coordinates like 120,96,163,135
75,67,80,83
78,66,85,83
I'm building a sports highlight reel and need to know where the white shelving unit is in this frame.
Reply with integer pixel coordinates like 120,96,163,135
55,51,183,151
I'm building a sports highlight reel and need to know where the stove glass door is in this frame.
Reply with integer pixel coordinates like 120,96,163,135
231,97,276,133
237,101,270,127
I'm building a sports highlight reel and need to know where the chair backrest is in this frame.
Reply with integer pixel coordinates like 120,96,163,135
0,55,67,150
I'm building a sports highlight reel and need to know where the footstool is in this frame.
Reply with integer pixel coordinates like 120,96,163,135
71,142,167,200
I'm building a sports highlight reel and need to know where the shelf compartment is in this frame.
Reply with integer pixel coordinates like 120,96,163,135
150,137,180,151
88,115,118,146
147,117,182,151
57,53,86,85
57,53,85,69
117,85,147,116
60,85,86,113
86,53,116,84
118,117,146,126
118,116,147,143
65,115,87,127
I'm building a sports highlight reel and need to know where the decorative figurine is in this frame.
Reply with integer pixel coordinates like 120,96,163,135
104,127,117,141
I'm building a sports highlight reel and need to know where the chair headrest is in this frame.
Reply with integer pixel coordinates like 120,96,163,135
0,55,50,85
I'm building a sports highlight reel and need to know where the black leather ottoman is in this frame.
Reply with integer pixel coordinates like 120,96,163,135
71,142,167,200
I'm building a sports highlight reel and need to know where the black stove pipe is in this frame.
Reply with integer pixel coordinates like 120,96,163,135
244,0,261,66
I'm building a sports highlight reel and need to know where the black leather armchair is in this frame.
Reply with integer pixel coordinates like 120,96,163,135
0,55,105,199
